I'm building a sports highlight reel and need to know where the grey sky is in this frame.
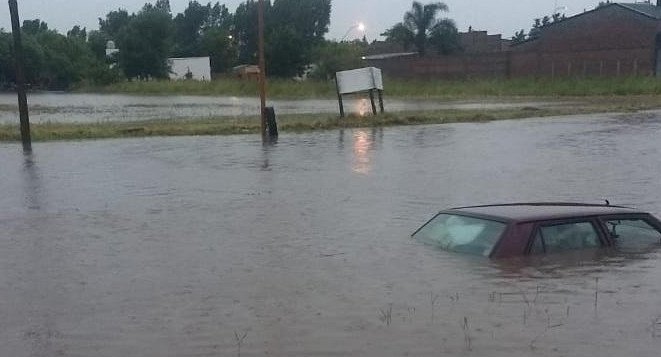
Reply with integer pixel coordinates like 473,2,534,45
0,0,603,40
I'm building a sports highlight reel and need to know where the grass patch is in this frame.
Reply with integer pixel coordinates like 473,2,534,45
79,76,661,99
2,94,660,142
2,95,652,142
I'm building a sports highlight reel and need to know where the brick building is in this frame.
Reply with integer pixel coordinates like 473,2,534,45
460,30,510,54
510,1,661,77
367,2,661,79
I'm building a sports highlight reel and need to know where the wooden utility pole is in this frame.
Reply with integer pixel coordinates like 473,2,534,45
257,0,267,137
8,0,31,152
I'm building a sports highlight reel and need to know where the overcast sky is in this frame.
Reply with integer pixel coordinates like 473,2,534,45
0,0,604,40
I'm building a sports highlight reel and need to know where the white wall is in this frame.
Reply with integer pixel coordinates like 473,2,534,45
168,57,212,81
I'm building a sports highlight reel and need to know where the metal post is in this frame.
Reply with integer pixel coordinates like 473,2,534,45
257,0,267,137
368,90,377,116
335,76,345,118
377,90,384,114
9,0,31,152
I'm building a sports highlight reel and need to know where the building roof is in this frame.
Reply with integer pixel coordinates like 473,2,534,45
618,3,661,19
447,203,642,222
362,52,417,60
509,2,661,48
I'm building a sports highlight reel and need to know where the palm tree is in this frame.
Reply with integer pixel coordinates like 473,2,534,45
404,1,448,56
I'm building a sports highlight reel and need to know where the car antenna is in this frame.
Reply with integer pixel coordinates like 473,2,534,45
605,199,610,206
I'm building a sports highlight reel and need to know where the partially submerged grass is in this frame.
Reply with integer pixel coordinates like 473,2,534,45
80,76,661,99
0,107,614,142
2,94,660,142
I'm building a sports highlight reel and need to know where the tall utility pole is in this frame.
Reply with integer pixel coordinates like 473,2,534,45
257,0,267,137
8,0,31,152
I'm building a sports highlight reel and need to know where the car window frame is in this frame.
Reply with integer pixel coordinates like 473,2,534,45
595,213,661,246
526,217,607,255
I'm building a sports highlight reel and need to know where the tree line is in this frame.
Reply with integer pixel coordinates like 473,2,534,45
0,0,340,89
0,0,464,90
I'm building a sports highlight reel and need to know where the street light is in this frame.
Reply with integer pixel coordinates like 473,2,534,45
341,22,366,41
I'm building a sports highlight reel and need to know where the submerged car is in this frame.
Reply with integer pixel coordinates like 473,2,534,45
412,203,661,258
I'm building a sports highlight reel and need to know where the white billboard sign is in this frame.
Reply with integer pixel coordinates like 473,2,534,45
336,67,383,95
168,57,212,81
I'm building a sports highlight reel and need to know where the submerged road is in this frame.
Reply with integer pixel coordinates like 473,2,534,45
0,111,660,356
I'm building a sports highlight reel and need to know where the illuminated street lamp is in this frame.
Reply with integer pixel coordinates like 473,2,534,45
341,22,366,41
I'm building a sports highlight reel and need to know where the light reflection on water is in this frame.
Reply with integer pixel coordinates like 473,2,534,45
352,130,372,175
0,111,660,356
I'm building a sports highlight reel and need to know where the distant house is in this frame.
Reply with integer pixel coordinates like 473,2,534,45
367,2,661,79
232,65,261,80
510,1,661,77
459,30,510,54
168,57,211,81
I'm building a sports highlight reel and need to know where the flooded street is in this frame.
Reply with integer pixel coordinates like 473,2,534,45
0,92,562,124
1,111,661,356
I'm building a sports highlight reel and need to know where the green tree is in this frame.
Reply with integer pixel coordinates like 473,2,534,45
233,0,262,64
512,29,527,44
155,0,171,13
87,30,111,60
268,0,332,76
384,1,459,56
405,1,449,56
381,22,415,51
22,19,49,35
174,1,210,56
99,9,131,39
264,24,307,77
200,27,236,73
429,18,460,55
117,5,175,79
67,25,87,39
174,1,232,57
310,41,365,80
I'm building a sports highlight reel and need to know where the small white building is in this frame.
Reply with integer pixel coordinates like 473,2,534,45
105,40,120,57
168,57,212,81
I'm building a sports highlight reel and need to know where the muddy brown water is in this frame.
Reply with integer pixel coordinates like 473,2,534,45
1,111,661,356
0,93,562,124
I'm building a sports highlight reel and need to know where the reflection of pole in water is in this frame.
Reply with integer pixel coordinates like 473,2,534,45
261,137,277,170
22,152,42,210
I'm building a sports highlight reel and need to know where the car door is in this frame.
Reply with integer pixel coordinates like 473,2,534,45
527,218,605,255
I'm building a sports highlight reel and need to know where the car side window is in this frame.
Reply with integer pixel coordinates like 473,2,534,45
531,221,600,254
604,219,661,252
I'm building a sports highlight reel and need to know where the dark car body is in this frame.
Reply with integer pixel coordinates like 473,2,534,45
413,203,661,259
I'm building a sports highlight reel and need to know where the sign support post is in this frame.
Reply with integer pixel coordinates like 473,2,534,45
378,90,384,113
368,90,377,116
335,67,385,118
335,76,345,118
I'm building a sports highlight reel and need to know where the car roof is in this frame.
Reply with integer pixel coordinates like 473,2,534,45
447,203,644,223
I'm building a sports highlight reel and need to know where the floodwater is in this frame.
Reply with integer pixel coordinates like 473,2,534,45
0,92,561,124
1,111,661,357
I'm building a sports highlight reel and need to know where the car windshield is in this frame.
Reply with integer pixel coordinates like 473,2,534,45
413,214,507,256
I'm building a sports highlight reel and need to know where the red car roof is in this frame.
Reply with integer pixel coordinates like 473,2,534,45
449,203,643,223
